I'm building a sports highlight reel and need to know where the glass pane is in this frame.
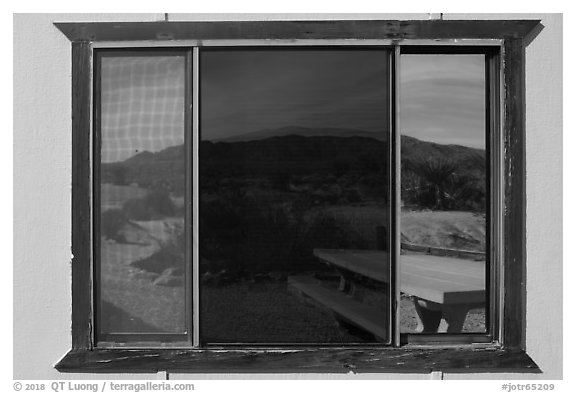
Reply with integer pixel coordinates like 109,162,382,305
400,55,487,334
200,49,391,344
97,54,187,336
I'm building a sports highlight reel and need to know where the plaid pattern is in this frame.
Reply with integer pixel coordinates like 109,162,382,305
99,55,187,334
100,55,186,163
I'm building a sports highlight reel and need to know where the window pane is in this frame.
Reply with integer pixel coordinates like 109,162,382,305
400,55,487,334
97,54,188,337
200,49,391,344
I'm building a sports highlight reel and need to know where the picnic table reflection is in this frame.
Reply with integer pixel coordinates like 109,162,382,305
288,248,485,339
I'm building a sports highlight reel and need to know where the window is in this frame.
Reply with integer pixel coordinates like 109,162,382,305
198,48,392,345
399,52,489,339
56,19,541,373
95,50,192,344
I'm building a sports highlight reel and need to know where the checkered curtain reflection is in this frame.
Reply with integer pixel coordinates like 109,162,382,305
100,55,186,163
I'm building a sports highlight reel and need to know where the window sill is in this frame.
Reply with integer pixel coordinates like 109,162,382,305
55,347,540,374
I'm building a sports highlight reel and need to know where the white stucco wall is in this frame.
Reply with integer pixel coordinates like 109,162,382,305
13,13,563,380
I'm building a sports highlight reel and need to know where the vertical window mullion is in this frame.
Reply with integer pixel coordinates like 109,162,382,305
391,45,402,347
93,49,102,347
192,46,201,347
487,50,504,344
185,48,194,346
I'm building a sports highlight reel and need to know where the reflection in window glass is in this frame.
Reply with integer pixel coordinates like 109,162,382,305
200,49,391,344
97,55,187,336
400,55,487,334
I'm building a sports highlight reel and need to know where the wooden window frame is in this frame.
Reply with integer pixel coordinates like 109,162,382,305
55,19,541,374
